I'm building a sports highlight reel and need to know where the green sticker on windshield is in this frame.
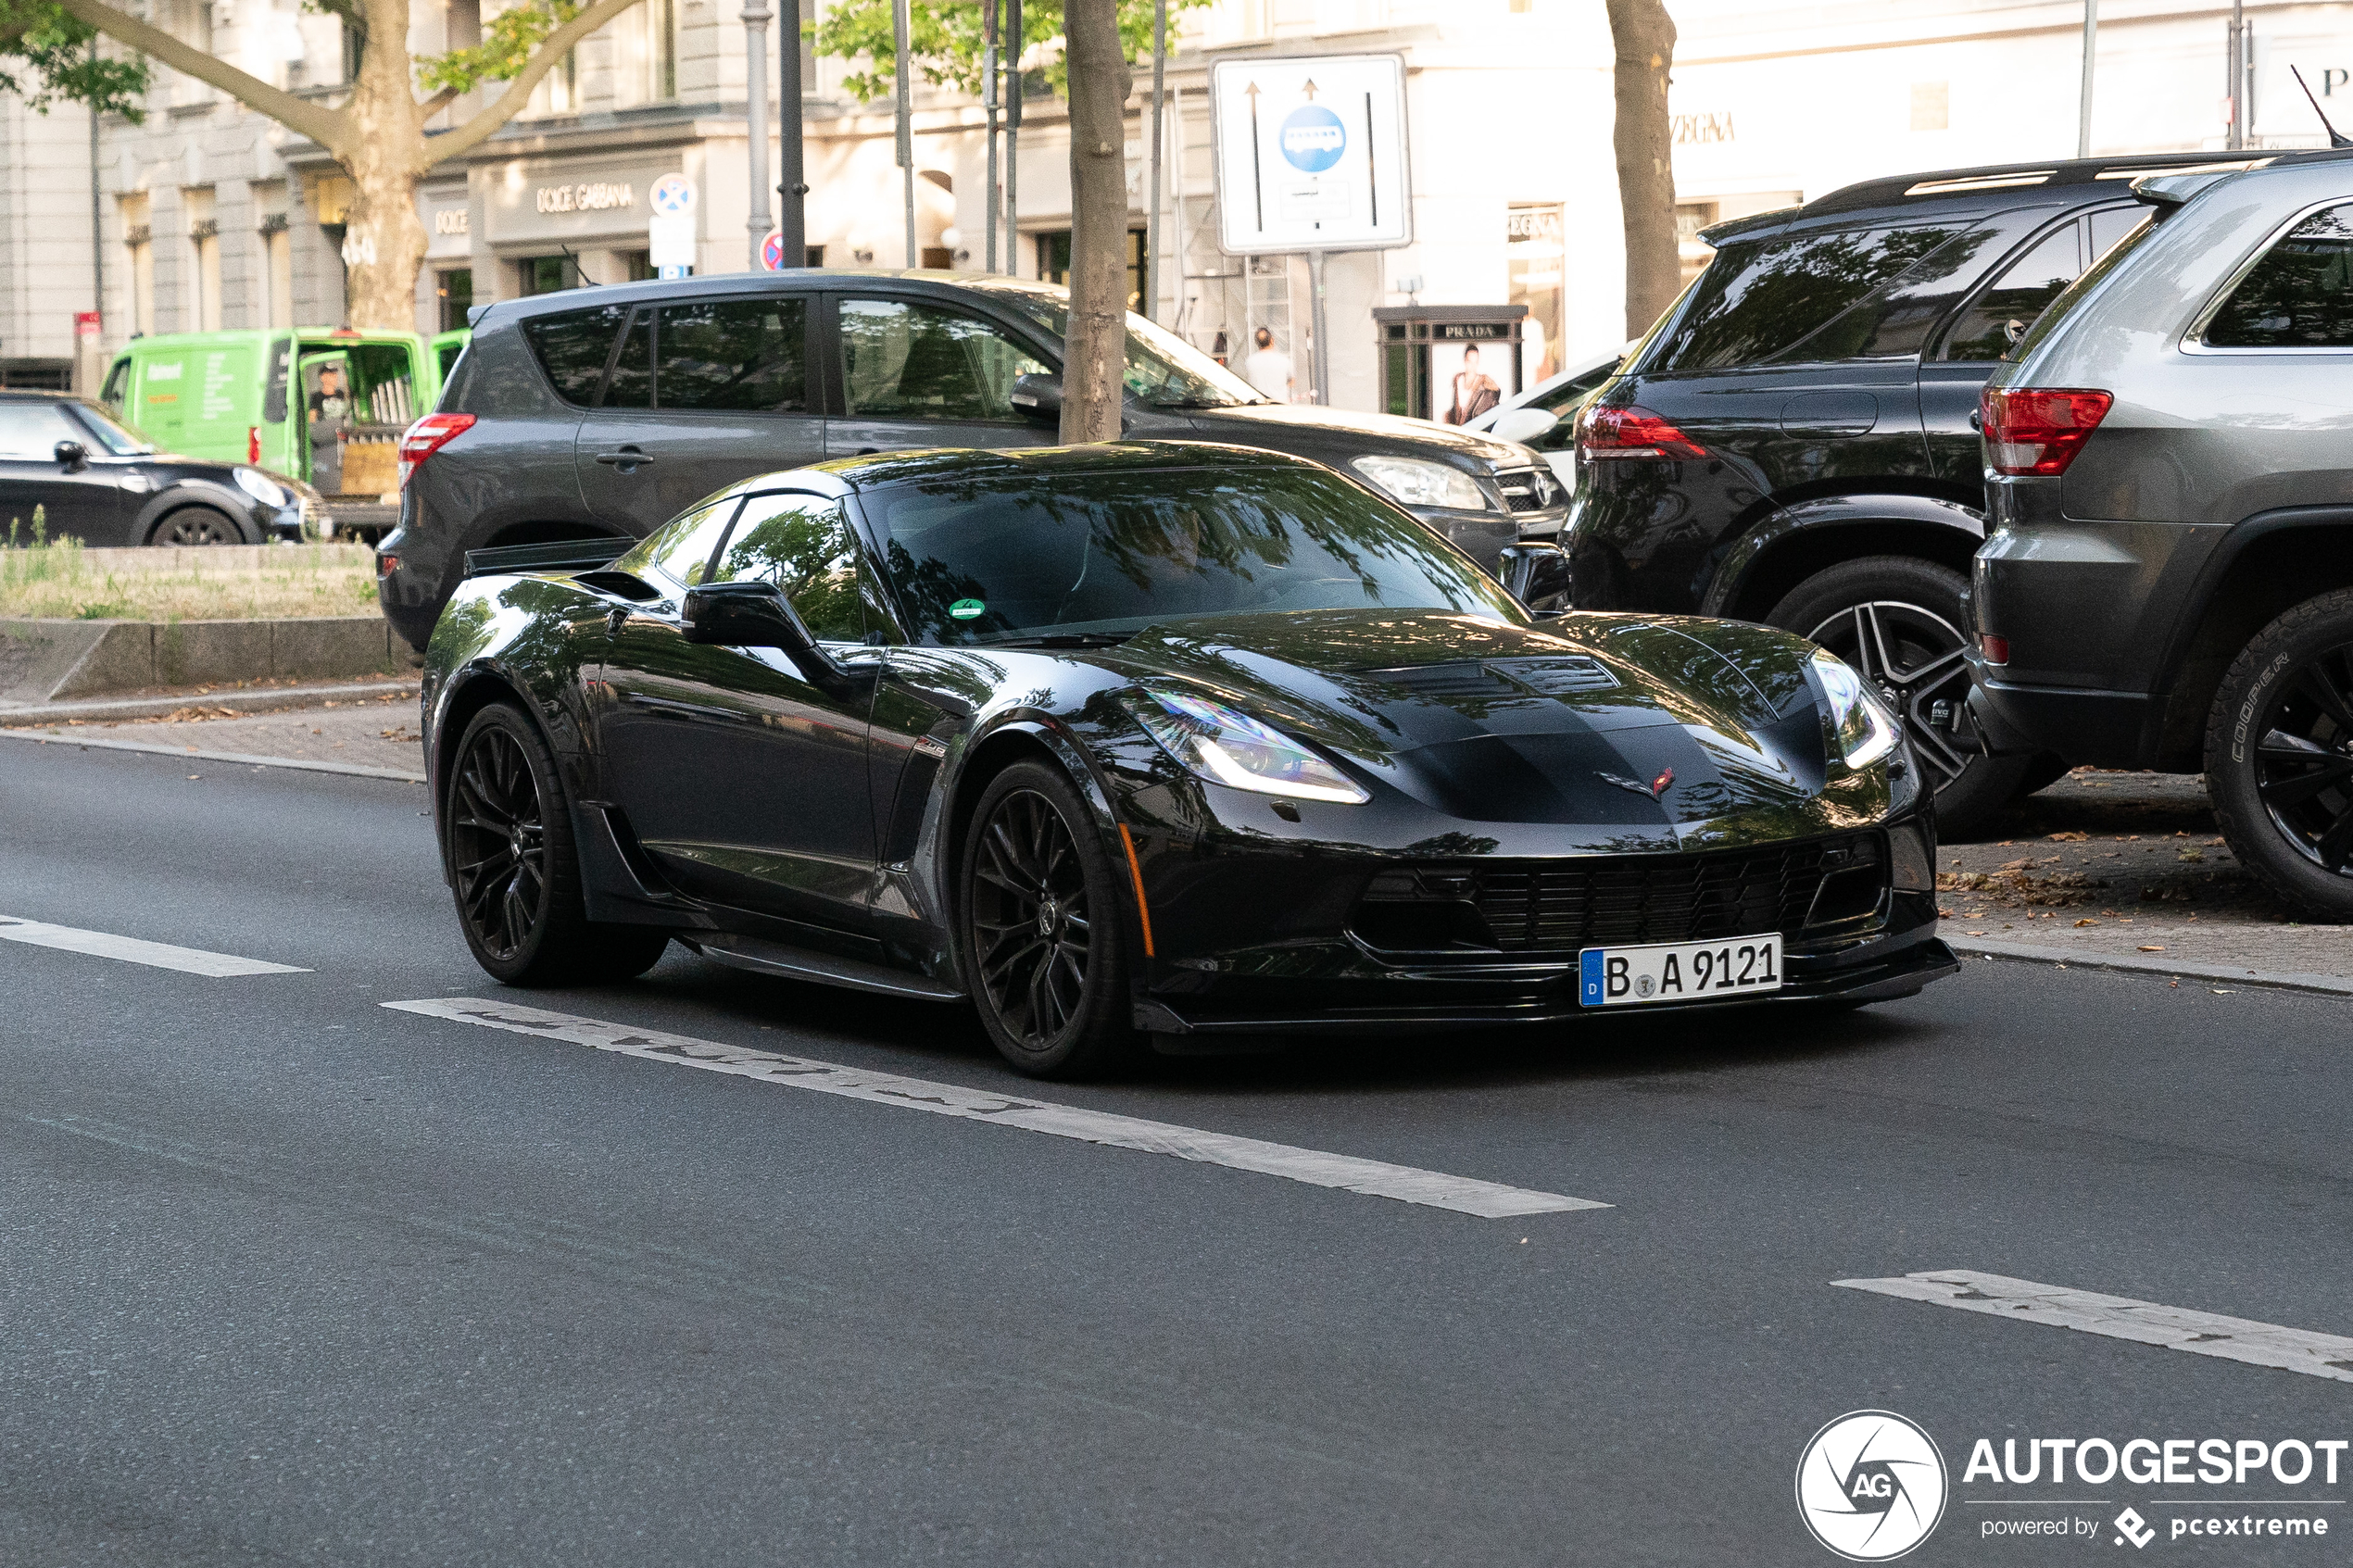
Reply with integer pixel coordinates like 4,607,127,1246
949,598,986,621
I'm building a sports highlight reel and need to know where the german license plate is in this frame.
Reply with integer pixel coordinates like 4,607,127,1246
1579,934,1782,1008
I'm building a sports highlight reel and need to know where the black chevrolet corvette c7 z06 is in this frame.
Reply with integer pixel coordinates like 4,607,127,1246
419,442,1955,1076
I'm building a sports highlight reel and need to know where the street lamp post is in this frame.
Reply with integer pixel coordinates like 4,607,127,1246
778,0,807,268
2076,0,2097,159
744,0,773,270
1146,0,1166,322
893,0,915,267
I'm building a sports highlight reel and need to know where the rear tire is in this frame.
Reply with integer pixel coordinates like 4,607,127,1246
957,760,1140,1079
445,701,672,984
148,507,245,546
1768,556,2031,837
2206,590,2353,922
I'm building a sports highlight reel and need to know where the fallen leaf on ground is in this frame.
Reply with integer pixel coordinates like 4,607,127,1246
2049,831,2089,842
2074,918,2098,927
2139,945,2165,951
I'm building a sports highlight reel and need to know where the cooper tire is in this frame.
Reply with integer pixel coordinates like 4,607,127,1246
957,759,1140,1079
1768,556,2031,837
445,701,672,985
2206,590,2353,922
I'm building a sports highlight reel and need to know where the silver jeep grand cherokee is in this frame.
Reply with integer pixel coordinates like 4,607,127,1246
1969,151,2353,919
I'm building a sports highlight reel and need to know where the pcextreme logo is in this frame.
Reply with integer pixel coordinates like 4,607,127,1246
1797,1411,1950,1562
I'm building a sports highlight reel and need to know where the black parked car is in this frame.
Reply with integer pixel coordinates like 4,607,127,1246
1540,152,2333,833
0,391,312,546
378,271,1562,653
1970,154,2353,919
419,442,1951,1077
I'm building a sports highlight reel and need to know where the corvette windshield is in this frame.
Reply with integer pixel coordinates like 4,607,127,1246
871,466,1526,645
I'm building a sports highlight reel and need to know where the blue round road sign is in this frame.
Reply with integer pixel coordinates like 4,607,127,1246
1278,105,1346,173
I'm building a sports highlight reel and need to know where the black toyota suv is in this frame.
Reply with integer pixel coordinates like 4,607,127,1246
1543,152,2309,834
376,271,1562,653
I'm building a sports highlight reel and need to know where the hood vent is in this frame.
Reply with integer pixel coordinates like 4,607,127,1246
1489,657,1618,695
1367,657,1618,699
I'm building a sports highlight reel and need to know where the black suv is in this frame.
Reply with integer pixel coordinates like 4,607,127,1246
377,271,1562,653
1542,153,2300,833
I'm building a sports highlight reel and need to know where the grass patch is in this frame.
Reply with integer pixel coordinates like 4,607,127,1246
1,532,377,622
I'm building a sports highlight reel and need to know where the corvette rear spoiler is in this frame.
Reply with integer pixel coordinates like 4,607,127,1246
461,535,630,580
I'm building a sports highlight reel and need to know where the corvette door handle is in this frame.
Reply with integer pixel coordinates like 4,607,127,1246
594,446,655,470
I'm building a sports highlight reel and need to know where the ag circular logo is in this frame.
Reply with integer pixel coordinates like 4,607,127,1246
1795,1411,1947,1562
1278,105,1346,172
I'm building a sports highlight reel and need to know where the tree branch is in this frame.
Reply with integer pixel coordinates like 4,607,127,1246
423,0,648,167
51,0,346,151
418,83,459,118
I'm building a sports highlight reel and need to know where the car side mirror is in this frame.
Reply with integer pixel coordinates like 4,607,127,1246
54,440,87,471
1008,372,1063,423
682,580,855,690
1495,543,1571,611
1488,408,1558,445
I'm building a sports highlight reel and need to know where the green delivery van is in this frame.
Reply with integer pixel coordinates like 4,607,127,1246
99,327,467,539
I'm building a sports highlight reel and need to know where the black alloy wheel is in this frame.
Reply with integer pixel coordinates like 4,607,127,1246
151,507,242,546
445,702,673,984
958,760,1137,1078
1768,556,2031,836
2208,590,2353,921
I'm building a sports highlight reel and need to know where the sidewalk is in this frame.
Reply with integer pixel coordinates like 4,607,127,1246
1,687,425,775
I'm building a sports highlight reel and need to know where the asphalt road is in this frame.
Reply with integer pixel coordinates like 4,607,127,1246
5,741,2351,1566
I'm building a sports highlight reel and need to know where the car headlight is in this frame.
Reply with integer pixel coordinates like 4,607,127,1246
1129,687,1370,804
1810,649,1901,769
1350,455,1492,512
233,467,288,507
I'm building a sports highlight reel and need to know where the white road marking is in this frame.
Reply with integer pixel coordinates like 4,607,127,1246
0,730,425,784
0,916,308,977
1835,1269,2353,1384
384,997,1607,1220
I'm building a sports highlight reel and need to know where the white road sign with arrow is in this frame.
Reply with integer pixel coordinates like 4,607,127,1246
1209,55,1410,255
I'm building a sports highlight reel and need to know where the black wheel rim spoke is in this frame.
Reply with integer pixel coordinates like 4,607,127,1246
969,787,1091,1050
2252,652,2353,877
448,725,547,960
1806,598,1974,792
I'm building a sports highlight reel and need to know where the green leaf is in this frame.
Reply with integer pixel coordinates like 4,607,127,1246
0,0,149,119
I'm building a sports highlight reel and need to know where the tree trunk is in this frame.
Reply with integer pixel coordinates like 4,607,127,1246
1606,0,1680,340
1058,0,1130,445
338,0,430,330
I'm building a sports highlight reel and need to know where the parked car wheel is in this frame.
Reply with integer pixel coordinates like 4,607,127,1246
2206,590,2353,922
958,760,1139,1079
446,702,672,984
149,507,245,546
1768,556,2031,836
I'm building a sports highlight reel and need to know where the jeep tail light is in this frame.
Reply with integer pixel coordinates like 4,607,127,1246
1981,387,2112,476
1578,403,1707,461
398,412,475,488
246,425,261,464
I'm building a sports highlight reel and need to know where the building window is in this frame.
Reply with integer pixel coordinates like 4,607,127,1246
120,194,156,337
436,268,474,332
340,19,363,85
259,212,293,329
619,251,655,282
648,0,677,101
1036,230,1146,311
518,255,582,295
182,188,220,332
804,244,825,267
545,48,580,114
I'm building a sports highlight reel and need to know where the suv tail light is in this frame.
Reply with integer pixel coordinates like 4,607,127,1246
398,412,476,488
1577,403,1707,461
1981,387,2112,476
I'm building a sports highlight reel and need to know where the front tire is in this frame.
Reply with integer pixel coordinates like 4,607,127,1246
149,507,245,546
957,760,1139,1079
2207,590,2353,922
445,702,672,984
1768,556,2031,836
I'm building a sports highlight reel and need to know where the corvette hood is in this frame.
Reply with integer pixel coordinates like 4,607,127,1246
1108,608,1834,831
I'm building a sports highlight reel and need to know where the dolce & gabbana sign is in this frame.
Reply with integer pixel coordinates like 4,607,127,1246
535,181,635,215
486,158,675,244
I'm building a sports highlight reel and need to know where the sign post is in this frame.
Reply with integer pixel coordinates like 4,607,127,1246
648,174,698,280
1209,54,1410,406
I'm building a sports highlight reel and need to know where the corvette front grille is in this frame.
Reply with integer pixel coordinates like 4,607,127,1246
1352,834,1886,956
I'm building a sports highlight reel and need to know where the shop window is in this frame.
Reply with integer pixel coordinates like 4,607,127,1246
1036,230,1147,311
621,251,656,282
805,245,826,267
1506,204,1564,384
518,255,583,295
436,269,473,333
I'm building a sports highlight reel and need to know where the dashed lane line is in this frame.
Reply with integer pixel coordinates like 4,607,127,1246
0,916,309,977
384,997,1608,1221
1835,1269,2353,1385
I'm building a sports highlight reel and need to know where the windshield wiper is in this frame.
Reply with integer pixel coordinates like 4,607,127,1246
981,632,1133,648
1149,396,1255,409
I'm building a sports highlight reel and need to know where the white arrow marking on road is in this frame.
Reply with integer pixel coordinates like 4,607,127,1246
1836,1269,2353,1384
384,997,1608,1220
0,916,308,977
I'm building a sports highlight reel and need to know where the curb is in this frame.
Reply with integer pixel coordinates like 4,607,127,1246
1947,935,2353,999
0,679,417,724
0,728,426,784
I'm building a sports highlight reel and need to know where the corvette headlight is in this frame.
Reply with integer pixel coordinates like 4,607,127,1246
233,467,287,507
1810,649,1900,770
1350,455,1491,512
1130,688,1369,804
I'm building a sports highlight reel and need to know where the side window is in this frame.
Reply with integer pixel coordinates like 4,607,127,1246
521,304,627,405
1653,224,1974,371
0,401,84,458
659,297,808,411
99,358,130,413
1941,223,2084,361
603,308,653,409
262,335,293,423
838,299,1049,420
2206,205,2353,348
712,495,865,642
615,498,744,589
2088,206,2149,260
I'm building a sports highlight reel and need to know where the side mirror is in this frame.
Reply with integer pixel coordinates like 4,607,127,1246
54,440,88,471
1495,543,1571,611
682,580,854,689
1488,408,1558,446
1008,372,1063,423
